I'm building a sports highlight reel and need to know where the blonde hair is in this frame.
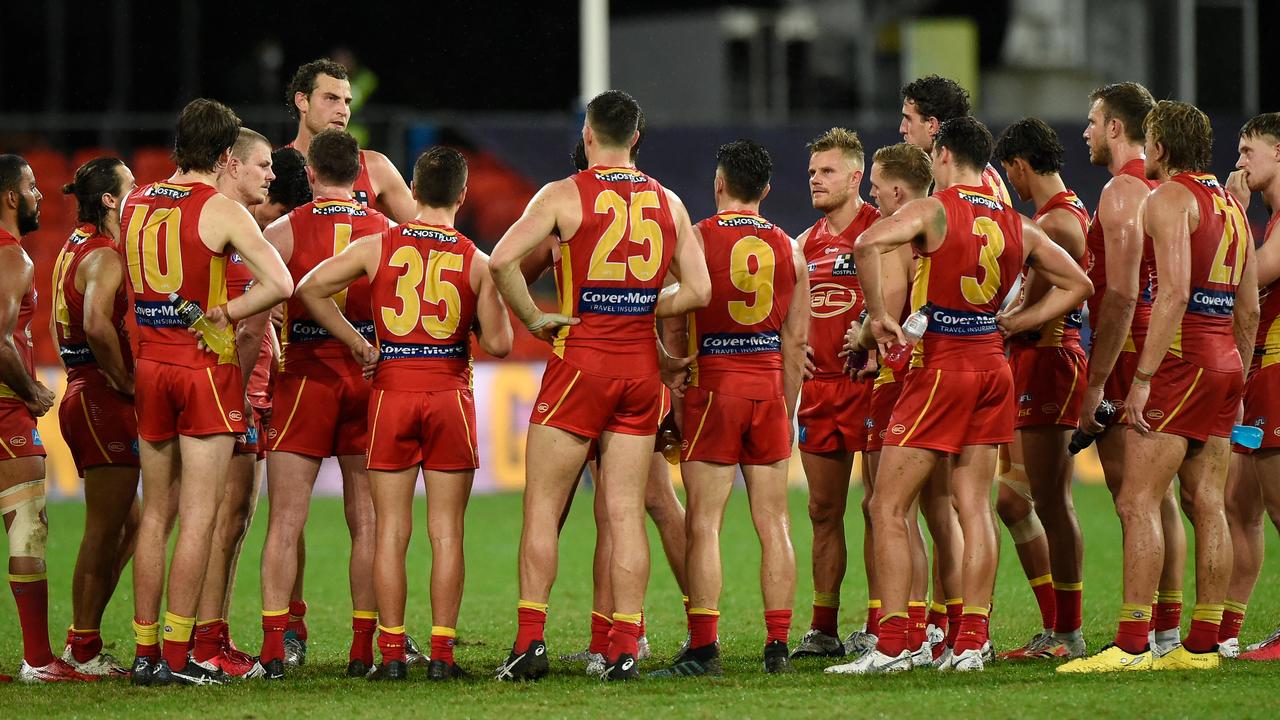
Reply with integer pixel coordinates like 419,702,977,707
807,127,865,168
873,143,932,194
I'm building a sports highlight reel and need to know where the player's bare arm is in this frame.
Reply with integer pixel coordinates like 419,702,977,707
1233,237,1260,384
490,179,580,341
1020,208,1088,310
364,150,417,224
854,196,944,348
470,250,514,358
795,226,818,380
0,246,48,413
1126,182,1195,433
295,234,382,371
781,236,810,418
518,235,558,285
201,193,293,321
78,247,133,395
855,243,913,352
1084,175,1148,388
999,218,1093,335
655,190,711,318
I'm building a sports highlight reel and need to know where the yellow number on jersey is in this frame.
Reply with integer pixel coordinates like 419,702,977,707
332,223,352,312
587,189,664,282
1209,194,1248,286
961,217,1006,305
727,236,776,325
381,246,464,339
50,248,75,338
124,206,184,294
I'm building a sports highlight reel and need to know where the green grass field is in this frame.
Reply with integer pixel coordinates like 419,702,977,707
4,483,1280,718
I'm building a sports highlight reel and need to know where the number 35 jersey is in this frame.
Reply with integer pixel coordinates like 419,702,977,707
687,211,797,400
911,184,1025,371
553,166,677,378
370,222,478,391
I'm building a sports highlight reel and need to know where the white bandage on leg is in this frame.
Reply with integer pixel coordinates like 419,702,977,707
1008,510,1045,544
998,463,1034,504
0,480,47,559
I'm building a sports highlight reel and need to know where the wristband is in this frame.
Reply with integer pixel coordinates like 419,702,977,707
1134,367,1155,382
219,303,236,324
525,314,550,333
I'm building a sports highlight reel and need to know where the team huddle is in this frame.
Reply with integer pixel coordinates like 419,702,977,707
0,60,1278,685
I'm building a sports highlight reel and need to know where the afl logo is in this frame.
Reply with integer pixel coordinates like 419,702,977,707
229,410,243,422
536,402,550,414
1041,403,1060,415
810,283,856,318
1146,409,1165,420
108,441,127,453
890,424,906,435
9,435,26,447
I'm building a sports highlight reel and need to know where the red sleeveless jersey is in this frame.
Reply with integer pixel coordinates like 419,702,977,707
225,242,274,408
51,224,132,386
1158,173,1249,373
1254,212,1280,373
121,181,230,367
0,229,36,401
369,222,478,391
551,166,677,378
982,164,1013,205
280,198,390,374
804,202,881,379
1027,190,1090,350
688,210,797,400
1085,158,1158,331
910,184,1025,371
286,142,379,214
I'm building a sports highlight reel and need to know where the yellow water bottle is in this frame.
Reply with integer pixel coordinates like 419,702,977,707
169,292,235,360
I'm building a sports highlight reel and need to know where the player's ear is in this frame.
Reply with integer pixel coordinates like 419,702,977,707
409,179,420,205
926,116,940,138
294,91,308,116
759,182,771,202
305,165,316,187
457,185,468,209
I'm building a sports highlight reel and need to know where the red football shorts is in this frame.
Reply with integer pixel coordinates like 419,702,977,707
679,386,790,465
1135,356,1242,442
865,381,903,453
1010,344,1087,429
234,406,269,459
134,359,247,442
531,356,663,438
797,375,872,454
0,399,45,460
267,371,370,458
59,382,138,475
886,365,1014,454
1238,363,1280,453
366,387,478,472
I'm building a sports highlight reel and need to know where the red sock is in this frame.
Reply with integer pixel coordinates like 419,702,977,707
261,610,289,664
689,609,719,649
867,602,882,636
683,596,693,637
430,629,456,665
1114,604,1151,654
287,600,308,642
350,614,377,664
926,604,948,635
10,577,55,667
874,613,910,657
378,626,406,663
1053,584,1083,634
907,604,927,649
1153,601,1182,632
1185,620,1219,653
953,611,989,654
1220,605,1246,643
811,605,838,636
162,636,191,670
944,601,963,647
638,611,646,638
515,604,547,654
607,613,643,661
589,612,612,655
192,620,224,663
67,628,103,664
764,609,791,645
1030,576,1056,630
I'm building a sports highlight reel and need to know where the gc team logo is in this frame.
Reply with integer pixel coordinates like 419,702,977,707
1041,403,1060,415
108,441,127,453
1146,409,1165,420
890,424,906,435
268,428,278,439
229,410,243,422
9,435,26,447
809,283,856,319
536,402,550,414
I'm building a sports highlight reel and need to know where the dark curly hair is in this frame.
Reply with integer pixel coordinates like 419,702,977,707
1241,112,1280,141
586,90,642,148
1089,82,1155,144
716,139,772,202
286,58,349,120
308,129,361,187
1144,100,1212,174
994,118,1064,175
172,98,241,173
901,75,971,123
267,147,311,210
62,157,127,228
934,117,994,172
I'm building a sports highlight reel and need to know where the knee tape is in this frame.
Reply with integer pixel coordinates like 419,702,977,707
999,463,1034,504
0,480,47,559
1008,509,1045,545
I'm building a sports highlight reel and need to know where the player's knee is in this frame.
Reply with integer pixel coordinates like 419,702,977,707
807,499,844,527
2,481,48,560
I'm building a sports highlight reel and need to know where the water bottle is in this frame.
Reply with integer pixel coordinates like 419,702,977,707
882,310,929,373
1232,424,1263,450
169,292,235,359
1068,400,1117,455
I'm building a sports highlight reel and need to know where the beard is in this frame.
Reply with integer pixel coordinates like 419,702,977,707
1089,142,1111,168
17,195,39,235
811,188,848,212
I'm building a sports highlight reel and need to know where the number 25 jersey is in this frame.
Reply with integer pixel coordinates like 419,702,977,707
553,166,677,378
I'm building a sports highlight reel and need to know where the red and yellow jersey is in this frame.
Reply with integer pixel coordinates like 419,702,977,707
1254,212,1280,373
121,181,230,367
369,222,478,391
0,229,36,400
910,184,1025,371
687,210,797,400
280,198,390,374
982,164,1013,205
1022,190,1090,350
1085,158,1158,334
805,202,881,379
225,255,275,410
51,224,132,384
286,142,379,215
1158,172,1249,373
551,166,677,378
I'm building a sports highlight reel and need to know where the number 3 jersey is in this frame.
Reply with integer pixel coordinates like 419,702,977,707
553,166,677,378
279,198,390,375
911,184,1025,371
121,181,228,367
687,211,797,400
369,222,479,391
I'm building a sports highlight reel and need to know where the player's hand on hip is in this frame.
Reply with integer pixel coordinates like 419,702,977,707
996,308,1030,338
1078,385,1106,435
659,352,694,398
802,344,816,381
102,370,135,397
193,304,231,352
527,312,579,343
1226,170,1251,210
1124,380,1151,434
26,381,55,417
351,340,380,379
856,352,880,381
